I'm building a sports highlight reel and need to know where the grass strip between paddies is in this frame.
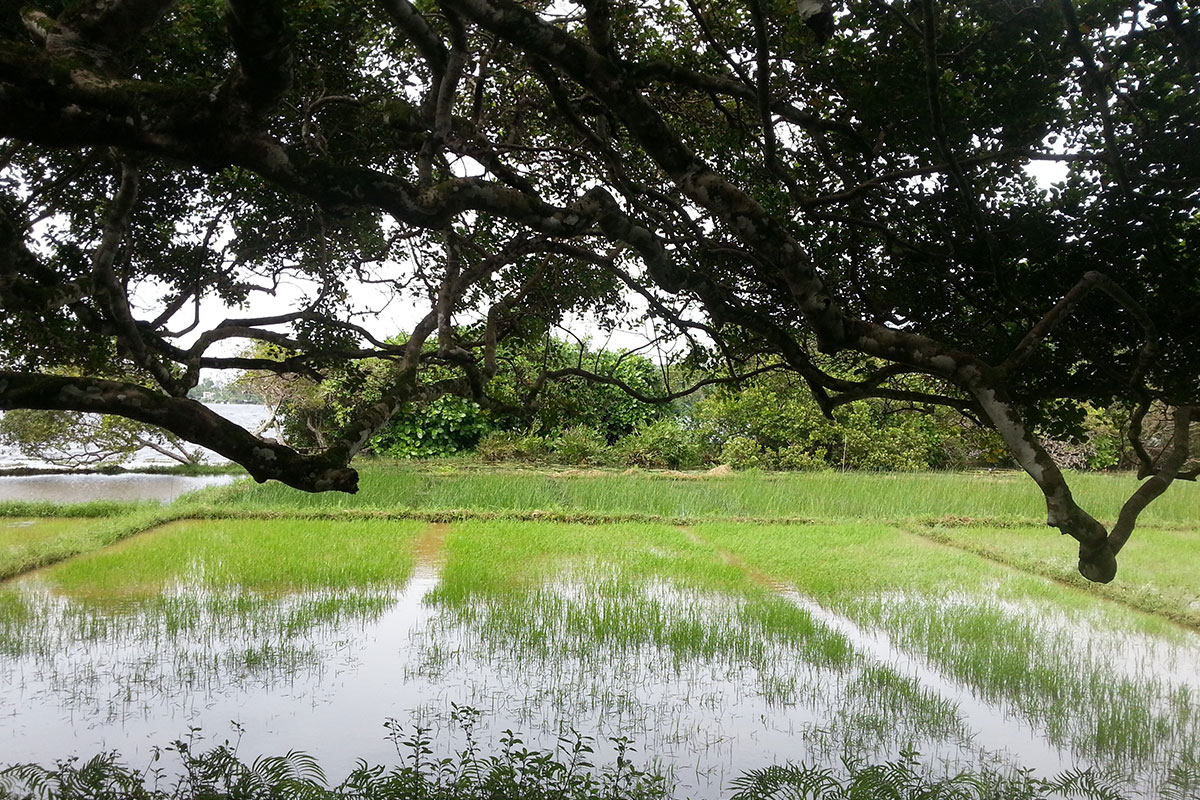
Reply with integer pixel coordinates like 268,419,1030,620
912,525,1200,632
0,500,151,519
0,508,192,583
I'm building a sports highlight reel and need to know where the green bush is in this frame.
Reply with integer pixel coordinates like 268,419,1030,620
369,395,494,458
694,372,947,472
475,431,549,463
613,418,705,469
551,426,611,465
0,718,671,800
0,729,1168,800
776,445,830,471
729,749,1151,799
719,436,770,470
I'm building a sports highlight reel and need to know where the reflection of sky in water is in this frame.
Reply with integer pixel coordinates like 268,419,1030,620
0,569,1197,798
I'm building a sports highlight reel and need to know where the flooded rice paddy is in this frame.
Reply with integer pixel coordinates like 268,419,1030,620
0,517,1197,798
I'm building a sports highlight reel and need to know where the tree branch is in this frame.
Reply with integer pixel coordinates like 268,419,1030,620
0,371,357,492
225,0,294,114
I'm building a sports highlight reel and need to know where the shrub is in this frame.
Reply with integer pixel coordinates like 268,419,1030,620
776,445,830,471
613,419,705,469
728,749,1148,800
551,426,611,465
720,436,769,470
0,720,672,800
369,396,494,458
475,431,549,463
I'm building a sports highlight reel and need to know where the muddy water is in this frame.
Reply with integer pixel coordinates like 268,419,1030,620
1,532,1198,797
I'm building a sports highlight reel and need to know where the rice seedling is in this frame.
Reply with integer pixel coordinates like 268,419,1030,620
920,524,1200,630
412,520,980,781
0,509,178,583
189,465,1200,527
695,522,1200,792
36,518,424,595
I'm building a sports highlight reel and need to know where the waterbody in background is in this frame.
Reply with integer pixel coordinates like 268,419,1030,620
0,404,269,503
0,472,239,503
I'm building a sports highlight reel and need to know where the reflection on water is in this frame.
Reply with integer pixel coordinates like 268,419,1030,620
0,473,239,503
1,565,1198,797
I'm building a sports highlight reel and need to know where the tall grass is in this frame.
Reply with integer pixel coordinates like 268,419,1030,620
195,466,1200,527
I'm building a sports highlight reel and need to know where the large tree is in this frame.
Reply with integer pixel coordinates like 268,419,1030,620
0,0,1196,581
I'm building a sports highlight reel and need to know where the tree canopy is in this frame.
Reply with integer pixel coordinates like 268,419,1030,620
0,0,1196,582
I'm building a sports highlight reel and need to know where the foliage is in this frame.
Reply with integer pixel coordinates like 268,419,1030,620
694,373,947,471
369,396,494,459
0,410,203,467
727,750,1160,800
612,419,706,470
719,436,773,471
3,742,1186,800
490,340,668,441
776,444,829,472
253,338,668,458
0,718,670,800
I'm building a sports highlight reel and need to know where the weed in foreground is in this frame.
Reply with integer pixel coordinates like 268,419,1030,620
0,711,671,800
727,748,1199,800
4,735,1194,800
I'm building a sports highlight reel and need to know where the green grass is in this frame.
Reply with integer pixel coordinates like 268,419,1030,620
0,509,176,582
694,521,1006,599
194,465,1200,528
0,500,148,518
0,518,90,552
920,524,1200,629
36,518,426,595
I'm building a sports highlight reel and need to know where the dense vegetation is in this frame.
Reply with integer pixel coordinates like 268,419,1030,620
1,0,1197,582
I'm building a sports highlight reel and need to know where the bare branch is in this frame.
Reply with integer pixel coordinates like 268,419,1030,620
1001,271,1157,382
1110,405,1194,553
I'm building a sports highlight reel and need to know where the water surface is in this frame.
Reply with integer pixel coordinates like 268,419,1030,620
1,521,1197,798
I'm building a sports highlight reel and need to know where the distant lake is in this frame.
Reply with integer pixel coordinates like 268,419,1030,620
0,403,272,502
0,403,273,470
